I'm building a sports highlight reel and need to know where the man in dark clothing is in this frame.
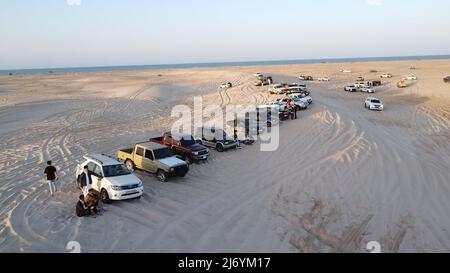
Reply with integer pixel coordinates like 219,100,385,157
77,165,94,197
44,161,58,196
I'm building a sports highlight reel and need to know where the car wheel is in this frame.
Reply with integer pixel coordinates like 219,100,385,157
125,160,134,171
216,144,225,152
157,170,169,182
101,189,112,204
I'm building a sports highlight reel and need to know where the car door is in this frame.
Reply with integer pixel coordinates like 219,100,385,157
87,162,102,192
134,146,145,169
143,149,157,173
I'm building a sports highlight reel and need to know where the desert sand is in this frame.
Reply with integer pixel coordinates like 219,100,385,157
0,59,449,252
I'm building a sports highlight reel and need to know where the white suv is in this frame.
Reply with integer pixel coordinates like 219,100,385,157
76,154,144,203
365,97,384,111
361,86,375,93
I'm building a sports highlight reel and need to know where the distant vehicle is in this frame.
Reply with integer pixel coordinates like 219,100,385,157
278,97,308,110
226,116,263,141
255,76,273,86
365,97,384,111
444,76,450,83
397,80,407,88
357,77,365,82
221,82,232,89
317,77,330,82
354,82,366,88
254,73,263,78
299,75,313,81
118,142,189,182
269,84,286,94
150,132,209,164
368,80,382,87
344,85,357,92
342,70,352,73
410,66,417,70
406,75,417,80
195,127,238,152
270,83,307,94
381,73,393,78
76,154,144,203
361,86,375,93
288,93,313,104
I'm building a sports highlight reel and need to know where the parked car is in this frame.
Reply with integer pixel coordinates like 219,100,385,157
269,84,286,94
221,82,232,89
285,83,308,92
381,73,393,78
406,75,417,80
357,77,365,82
150,132,209,164
365,97,384,111
288,93,313,105
255,76,273,86
397,80,407,88
299,75,313,81
118,142,189,182
226,116,262,141
195,127,238,152
444,76,450,83
278,97,308,110
75,154,144,203
344,85,357,92
354,82,366,89
368,80,382,87
317,77,330,82
361,86,375,93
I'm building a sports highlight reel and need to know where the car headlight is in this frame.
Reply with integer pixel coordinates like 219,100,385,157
194,152,199,156
138,181,143,187
111,185,121,191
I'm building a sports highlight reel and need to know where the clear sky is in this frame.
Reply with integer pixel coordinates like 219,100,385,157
1,0,449,69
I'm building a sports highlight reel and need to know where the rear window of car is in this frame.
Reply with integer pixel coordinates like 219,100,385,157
371,100,381,104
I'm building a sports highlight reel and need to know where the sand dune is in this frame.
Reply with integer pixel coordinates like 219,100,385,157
0,60,449,252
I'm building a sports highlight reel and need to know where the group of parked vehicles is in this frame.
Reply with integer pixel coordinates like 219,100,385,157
72,74,314,204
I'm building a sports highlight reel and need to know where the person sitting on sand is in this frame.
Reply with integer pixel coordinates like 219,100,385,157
76,194,91,217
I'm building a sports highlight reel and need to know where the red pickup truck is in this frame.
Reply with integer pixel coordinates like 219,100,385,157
150,132,210,164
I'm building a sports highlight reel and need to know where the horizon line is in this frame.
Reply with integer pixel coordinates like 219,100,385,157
1,54,450,73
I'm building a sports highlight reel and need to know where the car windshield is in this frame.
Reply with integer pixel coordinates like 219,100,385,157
371,100,381,104
153,148,174,160
180,137,196,147
103,164,131,177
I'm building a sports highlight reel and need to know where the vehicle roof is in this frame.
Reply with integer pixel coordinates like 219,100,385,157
84,154,121,166
366,97,380,101
137,141,168,150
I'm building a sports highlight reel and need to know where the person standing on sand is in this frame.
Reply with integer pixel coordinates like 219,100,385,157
78,165,93,197
44,161,58,196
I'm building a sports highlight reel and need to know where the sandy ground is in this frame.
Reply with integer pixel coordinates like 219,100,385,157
0,59,449,253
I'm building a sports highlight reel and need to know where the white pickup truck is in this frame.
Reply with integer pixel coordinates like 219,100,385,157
75,154,144,203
